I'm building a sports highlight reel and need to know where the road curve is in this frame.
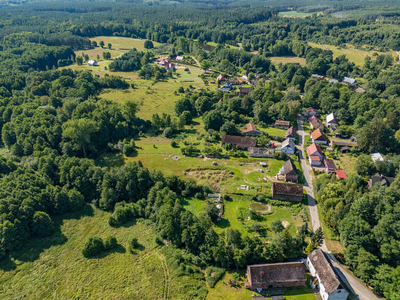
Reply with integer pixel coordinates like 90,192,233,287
296,116,380,300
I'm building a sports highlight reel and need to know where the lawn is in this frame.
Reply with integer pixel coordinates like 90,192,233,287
76,48,123,61
261,127,288,137
89,36,161,52
338,153,358,174
269,56,306,66
308,42,395,66
278,11,318,18
0,206,207,299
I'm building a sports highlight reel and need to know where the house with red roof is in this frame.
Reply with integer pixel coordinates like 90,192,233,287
285,126,297,140
311,128,328,145
241,123,261,136
307,143,324,167
335,170,347,179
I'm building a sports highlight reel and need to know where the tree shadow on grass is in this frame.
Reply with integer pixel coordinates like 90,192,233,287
1,205,95,270
90,244,127,259
216,218,230,229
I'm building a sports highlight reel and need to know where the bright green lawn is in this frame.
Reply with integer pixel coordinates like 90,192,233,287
261,127,288,137
0,206,206,299
89,36,161,52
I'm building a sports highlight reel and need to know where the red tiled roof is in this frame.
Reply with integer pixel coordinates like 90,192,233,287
310,156,321,161
309,115,317,121
307,143,323,157
336,170,347,179
311,129,327,141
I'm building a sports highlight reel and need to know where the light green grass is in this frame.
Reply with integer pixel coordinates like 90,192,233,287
76,48,123,61
89,36,161,52
0,206,206,299
308,42,395,66
278,11,316,18
207,272,253,300
261,127,288,137
269,56,306,65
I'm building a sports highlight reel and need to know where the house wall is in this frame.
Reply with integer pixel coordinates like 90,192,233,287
281,147,295,155
243,131,261,136
312,139,327,145
272,194,303,202
249,280,306,289
328,289,349,300
275,125,290,129
285,174,298,182
309,157,322,166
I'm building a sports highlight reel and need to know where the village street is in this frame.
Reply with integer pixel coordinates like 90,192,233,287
296,116,380,300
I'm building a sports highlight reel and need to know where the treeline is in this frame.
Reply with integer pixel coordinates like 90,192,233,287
109,49,153,72
315,156,400,299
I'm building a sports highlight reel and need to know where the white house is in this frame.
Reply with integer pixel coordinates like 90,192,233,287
326,113,338,127
88,60,99,66
280,138,296,155
307,249,349,300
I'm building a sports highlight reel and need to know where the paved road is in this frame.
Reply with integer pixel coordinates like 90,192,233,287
297,116,379,300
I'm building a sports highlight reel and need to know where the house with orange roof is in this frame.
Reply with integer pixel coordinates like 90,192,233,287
307,143,324,167
241,123,261,136
311,128,328,145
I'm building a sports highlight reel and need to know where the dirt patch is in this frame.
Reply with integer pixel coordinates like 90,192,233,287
282,220,290,228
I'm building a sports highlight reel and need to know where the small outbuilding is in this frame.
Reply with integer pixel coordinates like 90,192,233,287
274,120,290,129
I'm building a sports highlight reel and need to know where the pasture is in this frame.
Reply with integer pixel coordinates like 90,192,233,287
89,36,161,52
308,42,395,66
269,56,306,66
0,207,207,299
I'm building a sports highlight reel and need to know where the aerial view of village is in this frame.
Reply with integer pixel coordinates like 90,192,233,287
0,0,400,299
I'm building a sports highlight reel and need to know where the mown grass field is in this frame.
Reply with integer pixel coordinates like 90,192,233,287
0,206,207,299
269,56,306,65
278,11,317,18
308,42,395,66
75,48,123,61
89,36,161,52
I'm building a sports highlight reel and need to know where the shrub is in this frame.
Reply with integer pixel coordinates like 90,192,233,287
163,127,174,138
206,266,225,287
178,86,185,93
171,140,178,148
129,237,140,253
32,211,53,237
82,237,105,258
155,236,164,246
104,236,117,250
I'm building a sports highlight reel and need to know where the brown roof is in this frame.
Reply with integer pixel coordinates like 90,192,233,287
221,135,256,148
242,123,260,133
272,182,303,196
240,86,251,94
308,250,342,294
311,129,327,142
285,126,297,138
309,117,324,129
282,160,297,176
324,159,336,170
275,120,290,126
247,262,306,286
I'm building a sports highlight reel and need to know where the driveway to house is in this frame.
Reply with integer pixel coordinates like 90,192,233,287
296,115,380,300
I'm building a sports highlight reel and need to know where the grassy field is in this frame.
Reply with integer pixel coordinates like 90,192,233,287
261,126,288,137
278,11,317,18
308,42,395,66
269,56,306,65
0,206,207,299
89,36,161,52
76,48,123,61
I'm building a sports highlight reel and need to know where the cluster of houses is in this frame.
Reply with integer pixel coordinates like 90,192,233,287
156,58,175,70
312,74,365,93
246,249,349,300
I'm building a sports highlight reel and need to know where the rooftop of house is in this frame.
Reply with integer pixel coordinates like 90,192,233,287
272,182,303,196
247,262,306,286
336,170,347,179
281,138,295,149
307,107,317,112
241,123,259,133
326,113,338,124
308,249,342,294
355,87,366,93
368,173,395,188
285,126,297,137
275,120,290,126
221,135,256,147
325,159,336,170
343,77,356,84
282,160,297,175
311,128,327,141
307,143,323,157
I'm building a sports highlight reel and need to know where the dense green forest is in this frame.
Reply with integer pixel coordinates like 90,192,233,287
1,0,400,298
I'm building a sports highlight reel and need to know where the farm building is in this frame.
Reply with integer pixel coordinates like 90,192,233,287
311,74,324,79
271,182,303,202
249,147,274,158
335,170,347,179
309,116,324,131
277,160,298,183
88,60,99,66
307,249,349,300
220,81,233,92
342,77,356,86
285,126,297,139
324,159,336,173
371,152,384,163
246,262,306,289
326,113,338,127
221,135,256,150
280,139,296,155
217,74,226,82
311,128,328,144
307,143,324,167
329,79,339,84
274,120,290,129
241,123,261,136
175,56,184,61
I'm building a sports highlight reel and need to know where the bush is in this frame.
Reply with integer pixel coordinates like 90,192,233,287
206,266,225,287
104,236,117,250
171,140,178,148
82,237,105,258
163,127,174,138
155,236,164,246
178,86,185,93
32,211,53,237
129,237,140,253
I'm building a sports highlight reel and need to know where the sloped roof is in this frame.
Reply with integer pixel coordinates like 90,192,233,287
285,126,297,138
272,182,303,196
311,128,327,142
324,159,336,170
281,138,295,150
309,117,324,129
307,143,323,157
343,77,356,84
307,107,317,113
336,170,347,179
326,113,337,124
248,262,306,286
242,123,260,133
275,120,290,126
221,135,256,148
308,249,342,294
355,87,366,93
282,160,297,175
